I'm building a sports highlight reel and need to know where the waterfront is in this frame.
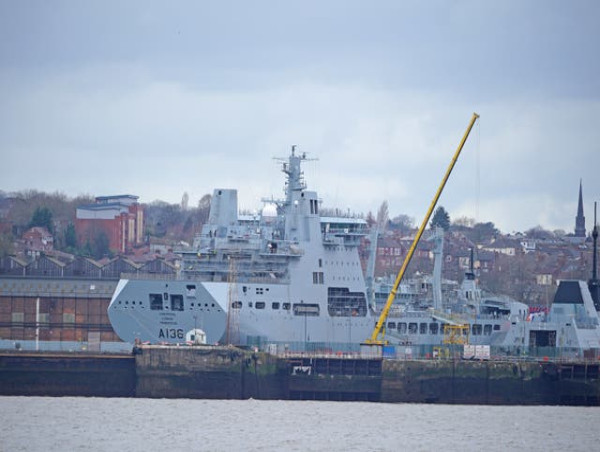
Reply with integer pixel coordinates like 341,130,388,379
1,397,599,451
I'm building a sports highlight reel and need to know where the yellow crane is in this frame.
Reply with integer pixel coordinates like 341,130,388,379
363,112,480,346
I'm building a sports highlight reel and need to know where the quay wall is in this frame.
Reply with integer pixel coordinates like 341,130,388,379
381,359,579,405
134,346,288,400
1,347,599,405
0,351,135,397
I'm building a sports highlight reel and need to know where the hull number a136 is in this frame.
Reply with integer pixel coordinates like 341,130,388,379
159,328,184,339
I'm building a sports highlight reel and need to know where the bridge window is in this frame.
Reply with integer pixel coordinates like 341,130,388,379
327,287,367,317
420,323,427,334
387,322,396,329
232,301,242,309
170,294,184,311
150,293,163,310
282,303,291,310
256,302,266,309
293,303,320,316
429,323,438,335
398,323,407,334
313,272,324,284
272,302,280,310
472,324,482,336
408,323,417,334
484,325,492,336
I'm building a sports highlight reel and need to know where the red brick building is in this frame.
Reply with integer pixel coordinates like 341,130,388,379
75,195,144,254
21,226,54,254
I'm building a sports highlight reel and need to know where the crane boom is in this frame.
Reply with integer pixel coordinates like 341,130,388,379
364,112,480,345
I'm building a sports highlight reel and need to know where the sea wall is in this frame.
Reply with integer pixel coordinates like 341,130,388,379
0,351,135,397
135,345,288,400
381,360,553,404
1,347,598,405
286,356,382,401
286,358,598,405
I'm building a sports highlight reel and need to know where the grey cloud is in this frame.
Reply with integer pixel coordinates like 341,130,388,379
1,1,599,233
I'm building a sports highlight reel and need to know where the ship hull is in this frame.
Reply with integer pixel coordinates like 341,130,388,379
108,278,375,351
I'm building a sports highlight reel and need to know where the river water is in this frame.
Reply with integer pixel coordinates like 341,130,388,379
1,397,599,452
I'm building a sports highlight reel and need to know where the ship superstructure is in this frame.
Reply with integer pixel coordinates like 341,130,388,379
108,147,373,351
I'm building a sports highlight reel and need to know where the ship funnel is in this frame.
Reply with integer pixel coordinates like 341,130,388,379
208,189,238,227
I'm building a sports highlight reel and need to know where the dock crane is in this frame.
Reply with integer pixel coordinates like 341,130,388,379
363,112,480,347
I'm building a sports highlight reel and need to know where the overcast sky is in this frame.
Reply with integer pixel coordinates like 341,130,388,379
1,1,599,233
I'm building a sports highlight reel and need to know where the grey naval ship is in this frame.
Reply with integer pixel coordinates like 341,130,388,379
109,147,600,357
369,217,600,358
109,147,374,351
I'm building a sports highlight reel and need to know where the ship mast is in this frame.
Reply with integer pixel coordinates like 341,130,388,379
276,145,317,241
281,145,308,205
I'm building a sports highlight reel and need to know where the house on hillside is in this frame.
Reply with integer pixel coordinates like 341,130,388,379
376,235,405,275
520,239,537,253
482,237,520,257
536,270,554,286
476,250,495,273
20,227,54,257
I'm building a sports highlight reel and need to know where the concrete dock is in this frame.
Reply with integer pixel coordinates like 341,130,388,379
1,346,599,405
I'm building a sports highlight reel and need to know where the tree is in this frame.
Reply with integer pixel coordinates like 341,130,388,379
181,192,189,210
471,221,499,244
390,214,414,234
183,215,194,233
365,211,376,227
430,206,450,231
376,201,389,232
453,216,475,228
29,206,54,233
198,193,211,209
525,226,554,240
196,193,212,225
64,223,77,249
92,231,110,259
0,233,14,257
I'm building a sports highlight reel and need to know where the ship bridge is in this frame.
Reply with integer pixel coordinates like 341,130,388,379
320,216,367,247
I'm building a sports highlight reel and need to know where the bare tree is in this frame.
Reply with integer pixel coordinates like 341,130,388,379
181,192,189,210
376,200,389,232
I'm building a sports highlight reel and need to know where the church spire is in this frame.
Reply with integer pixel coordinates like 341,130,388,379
575,179,586,238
